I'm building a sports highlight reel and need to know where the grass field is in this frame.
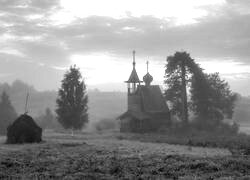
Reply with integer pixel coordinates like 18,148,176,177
0,131,250,179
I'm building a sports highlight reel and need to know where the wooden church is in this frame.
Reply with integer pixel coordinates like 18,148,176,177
118,51,171,132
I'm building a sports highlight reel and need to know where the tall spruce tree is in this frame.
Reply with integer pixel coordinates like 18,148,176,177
0,91,17,135
56,65,88,134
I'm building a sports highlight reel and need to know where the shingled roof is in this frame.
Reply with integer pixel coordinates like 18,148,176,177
125,68,142,83
138,85,169,113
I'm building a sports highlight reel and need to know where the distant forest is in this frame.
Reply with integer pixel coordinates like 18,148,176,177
0,80,126,124
0,80,249,125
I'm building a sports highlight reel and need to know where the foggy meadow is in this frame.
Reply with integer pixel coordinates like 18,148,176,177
1,0,250,179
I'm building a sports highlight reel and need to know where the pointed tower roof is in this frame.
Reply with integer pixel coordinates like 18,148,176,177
125,50,142,83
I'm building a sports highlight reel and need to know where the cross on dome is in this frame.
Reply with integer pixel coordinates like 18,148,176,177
143,60,153,86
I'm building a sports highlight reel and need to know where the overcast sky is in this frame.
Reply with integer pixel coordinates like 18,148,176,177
0,0,250,95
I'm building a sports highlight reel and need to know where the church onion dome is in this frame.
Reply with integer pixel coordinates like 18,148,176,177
143,60,153,86
143,72,153,86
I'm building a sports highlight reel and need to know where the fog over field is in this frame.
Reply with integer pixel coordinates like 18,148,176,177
0,80,250,132
0,80,126,125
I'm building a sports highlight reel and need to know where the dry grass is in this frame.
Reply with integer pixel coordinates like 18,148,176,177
0,131,250,179
116,131,250,156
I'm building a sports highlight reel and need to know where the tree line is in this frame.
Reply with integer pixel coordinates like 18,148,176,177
0,51,238,135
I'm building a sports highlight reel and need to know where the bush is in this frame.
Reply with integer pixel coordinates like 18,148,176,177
94,118,118,132
190,118,239,136
214,122,239,135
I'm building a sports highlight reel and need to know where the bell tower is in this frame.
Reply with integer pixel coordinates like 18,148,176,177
125,50,142,94
125,50,142,111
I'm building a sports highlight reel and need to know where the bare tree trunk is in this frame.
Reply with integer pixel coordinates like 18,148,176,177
181,60,188,126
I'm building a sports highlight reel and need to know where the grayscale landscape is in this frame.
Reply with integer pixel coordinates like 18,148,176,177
1,0,250,179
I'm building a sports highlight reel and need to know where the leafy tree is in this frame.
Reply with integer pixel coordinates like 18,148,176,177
190,72,237,129
0,91,17,135
164,67,183,118
164,51,195,125
165,51,237,131
56,65,88,134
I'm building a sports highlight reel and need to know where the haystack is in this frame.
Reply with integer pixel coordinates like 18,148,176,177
6,114,42,144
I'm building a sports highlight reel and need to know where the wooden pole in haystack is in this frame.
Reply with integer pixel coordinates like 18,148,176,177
24,92,29,114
